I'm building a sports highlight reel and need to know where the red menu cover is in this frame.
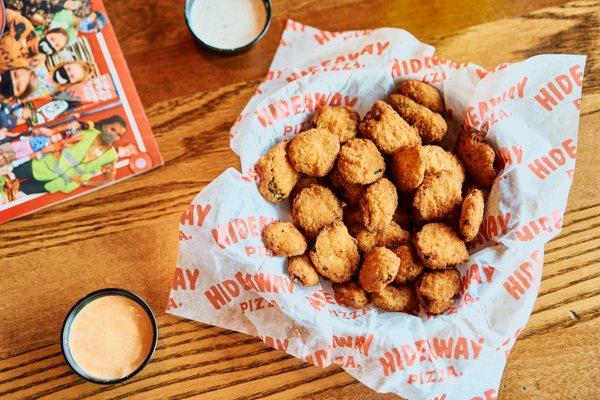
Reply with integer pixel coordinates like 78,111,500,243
0,0,163,223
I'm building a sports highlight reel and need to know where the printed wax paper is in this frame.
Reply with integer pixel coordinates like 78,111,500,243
168,20,585,399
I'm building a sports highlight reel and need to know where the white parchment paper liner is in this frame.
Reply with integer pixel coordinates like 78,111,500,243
168,21,585,399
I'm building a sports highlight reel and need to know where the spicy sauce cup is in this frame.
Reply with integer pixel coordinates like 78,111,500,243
60,288,158,384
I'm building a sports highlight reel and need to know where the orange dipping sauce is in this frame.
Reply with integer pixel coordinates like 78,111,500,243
62,291,157,383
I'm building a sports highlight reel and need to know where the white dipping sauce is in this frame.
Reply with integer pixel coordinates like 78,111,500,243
188,0,267,50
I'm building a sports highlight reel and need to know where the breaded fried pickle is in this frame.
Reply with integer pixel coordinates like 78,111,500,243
256,140,300,202
287,128,340,177
459,188,485,242
359,100,421,154
360,177,398,232
396,80,444,114
393,244,425,283
336,138,386,185
455,130,497,188
356,221,409,253
371,284,418,312
359,247,400,293
388,94,447,143
414,222,469,269
390,145,425,192
333,281,368,308
263,222,307,256
416,269,461,314
329,166,364,206
310,222,360,283
422,145,465,183
292,185,343,239
413,170,463,221
288,255,320,287
313,106,359,143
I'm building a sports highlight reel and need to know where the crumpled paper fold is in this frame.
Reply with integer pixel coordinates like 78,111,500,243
168,20,585,399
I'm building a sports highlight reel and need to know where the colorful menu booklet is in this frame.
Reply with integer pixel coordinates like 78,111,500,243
0,0,162,223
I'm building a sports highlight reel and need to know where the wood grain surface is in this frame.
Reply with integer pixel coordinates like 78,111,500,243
1,0,599,399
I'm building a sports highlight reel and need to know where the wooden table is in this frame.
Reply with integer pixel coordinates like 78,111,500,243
1,0,598,399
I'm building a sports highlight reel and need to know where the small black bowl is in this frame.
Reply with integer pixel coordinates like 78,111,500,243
184,0,272,53
60,288,158,385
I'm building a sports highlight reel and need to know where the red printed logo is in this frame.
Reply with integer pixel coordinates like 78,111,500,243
528,138,576,180
255,92,359,128
534,64,583,112
205,272,293,310
503,250,543,301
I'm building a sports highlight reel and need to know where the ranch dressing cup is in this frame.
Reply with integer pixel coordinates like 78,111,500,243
185,0,271,53
61,289,158,384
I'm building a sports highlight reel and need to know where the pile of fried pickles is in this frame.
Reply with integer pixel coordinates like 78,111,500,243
257,80,498,315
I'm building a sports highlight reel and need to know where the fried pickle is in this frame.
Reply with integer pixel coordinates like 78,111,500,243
312,105,360,143
336,138,386,185
356,221,409,253
287,128,340,177
359,100,421,154
390,145,425,192
263,221,308,256
395,80,444,114
455,130,497,188
333,281,369,308
393,244,425,284
360,177,398,232
413,170,463,221
459,188,485,242
416,268,461,314
371,284,418,312
256,140,300,202
414,222,469,269
288,255,320,286
310,222,360,282
291,185,343,239
388,94,447,143
359,247,400,293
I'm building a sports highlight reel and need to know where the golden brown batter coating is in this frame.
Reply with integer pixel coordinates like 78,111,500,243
329,166,365,207
358,247,400,293
395,80,445,114
333,281,369,308
263,222,308,256
371,284,418,313
256,140,300,202
287,128,340,177
459,188,485,242
390,145,425,192
455,130,497,188
359,100,421,154
413,170,463,221
414,223,469,269
356,221,409,253
312,106,360,143
388,94,447,143
287,255,320,287
291,185,343,239
310,222,360,283
393,244,425,284
336,138,386,185
415,269,461,314
422,145,465,184
360,177,398,232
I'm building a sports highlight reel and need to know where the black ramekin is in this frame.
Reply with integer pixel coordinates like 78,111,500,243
184,0,272,53
60,288,159,385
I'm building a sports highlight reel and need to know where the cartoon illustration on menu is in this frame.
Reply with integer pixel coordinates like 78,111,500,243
0,0,162,222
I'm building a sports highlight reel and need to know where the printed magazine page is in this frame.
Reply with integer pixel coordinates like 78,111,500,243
0,0,163,223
